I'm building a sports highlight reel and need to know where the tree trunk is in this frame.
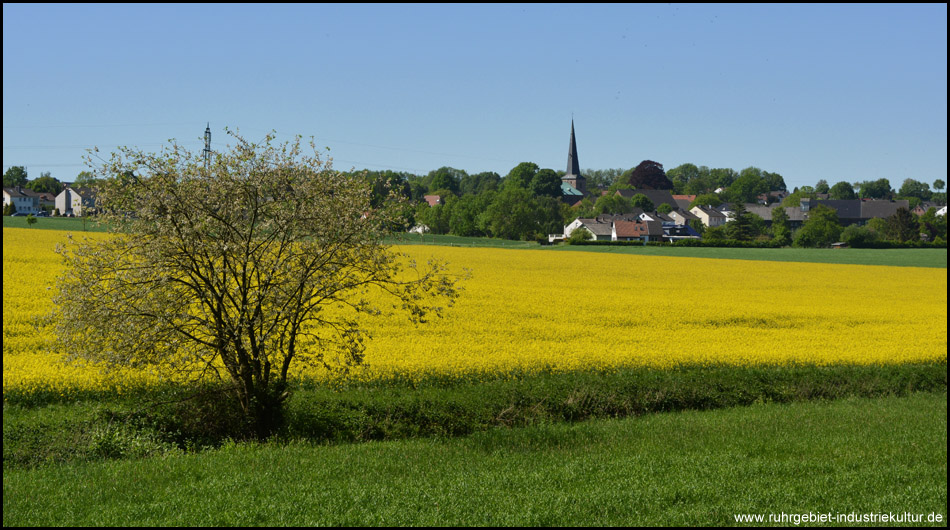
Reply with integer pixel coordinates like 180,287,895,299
247,382,288,440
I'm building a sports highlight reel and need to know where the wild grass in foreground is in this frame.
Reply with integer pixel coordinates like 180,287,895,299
4,362,946,469
3,392,946,526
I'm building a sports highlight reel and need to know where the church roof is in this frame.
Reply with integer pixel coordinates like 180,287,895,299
561,181,583,196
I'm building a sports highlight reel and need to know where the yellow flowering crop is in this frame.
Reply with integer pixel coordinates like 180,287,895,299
3,227,946,395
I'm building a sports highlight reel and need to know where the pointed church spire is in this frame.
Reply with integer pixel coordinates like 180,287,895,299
562,120,586,195
565,120,580,178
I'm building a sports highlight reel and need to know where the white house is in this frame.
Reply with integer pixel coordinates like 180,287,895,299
564,218,613,241
689,205,728,228
55,187,97,216
3,187,39,214
667,209,699,227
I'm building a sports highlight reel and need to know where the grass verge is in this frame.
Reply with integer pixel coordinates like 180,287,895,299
546,243,948,268
4,362,946,469
3,391,946,526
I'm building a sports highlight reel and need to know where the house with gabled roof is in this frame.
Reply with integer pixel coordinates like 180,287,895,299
911,202,940,216
3,187,40,214
672,195,695,211
564,218,612,241
55,187,97,216
612,219,664,242
799,198,911,226
743,204,807,228
595,210,645,224
639,211,678,226
690,205,728,227
667,208,699,227
859,199,910,222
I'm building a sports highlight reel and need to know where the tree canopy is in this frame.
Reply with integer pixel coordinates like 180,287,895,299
4,166,28,188
503,162,539,191
53,131,464,438
624,160,673,190
828,181,856,200
726,168,770,203
25,172,63,195
794,204,842,248
856,178,893,199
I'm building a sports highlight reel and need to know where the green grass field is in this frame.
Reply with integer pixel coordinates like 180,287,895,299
7,219,945,267
2,215,110,232
393,233,948,268
3,392,945,526
547,243,948,268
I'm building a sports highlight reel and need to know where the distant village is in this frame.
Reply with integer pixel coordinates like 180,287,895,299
4,122,947,247
410,122,947,246
3,185,95,218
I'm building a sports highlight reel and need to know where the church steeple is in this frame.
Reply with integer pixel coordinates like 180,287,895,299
561,120,586,195
565,120,580,178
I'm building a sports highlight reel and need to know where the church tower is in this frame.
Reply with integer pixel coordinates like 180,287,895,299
561,120,586,195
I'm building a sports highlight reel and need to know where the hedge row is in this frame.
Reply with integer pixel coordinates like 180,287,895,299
568,238,947,249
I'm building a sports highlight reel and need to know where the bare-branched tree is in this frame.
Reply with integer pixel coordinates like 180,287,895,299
53,130,464,437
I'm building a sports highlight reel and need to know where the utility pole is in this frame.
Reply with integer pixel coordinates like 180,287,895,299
203,123,212,170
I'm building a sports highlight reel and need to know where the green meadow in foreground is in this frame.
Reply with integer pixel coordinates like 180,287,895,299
4,392,946,526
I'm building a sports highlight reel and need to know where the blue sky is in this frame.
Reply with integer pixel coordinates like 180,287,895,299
3,3,947,190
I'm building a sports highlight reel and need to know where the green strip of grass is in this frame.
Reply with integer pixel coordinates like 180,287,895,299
386,232,542,249
547,243,949,268
5,362,946,469
2,216,111,232
3,392,946,526
5,220,945,267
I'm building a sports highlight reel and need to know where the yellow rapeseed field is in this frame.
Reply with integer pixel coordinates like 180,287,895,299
3,227,946,395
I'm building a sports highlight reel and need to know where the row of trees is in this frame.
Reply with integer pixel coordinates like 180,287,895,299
3,165,100,195
403,163,569,241
779,178,947,209
699,202,947,248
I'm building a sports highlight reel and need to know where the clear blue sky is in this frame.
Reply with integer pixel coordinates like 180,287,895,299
3,3,947,190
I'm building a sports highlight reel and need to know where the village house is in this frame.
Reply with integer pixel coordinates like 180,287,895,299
54,187,97,217
743,204,808,229
564,218,612,241
689,205,728,228
666,208,700,227
799,198,911,226
20,189,56,211
911,202,941,216
612,219,664,242
3,187,40,214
